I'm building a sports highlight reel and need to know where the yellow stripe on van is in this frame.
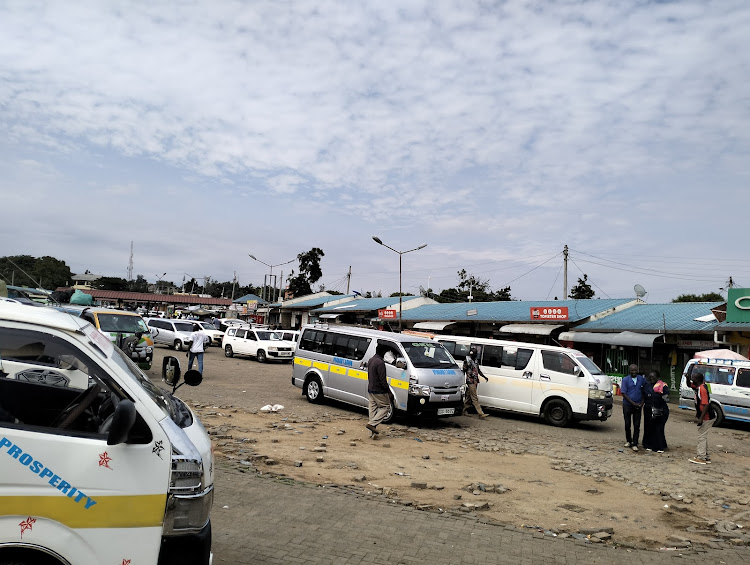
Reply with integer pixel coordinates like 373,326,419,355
389,378,409,390
0,494,166,529
348,369,368,380
329,365,347,375
312,361,329,371
294,358,312,367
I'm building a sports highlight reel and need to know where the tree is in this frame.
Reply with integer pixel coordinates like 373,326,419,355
0,255,73,289
129,274,149,293
432,270,512,303
93,276,129,291
457,269,490,293
492,286,512,301
287,248,325,298
569,274,595,299
672,292,724,303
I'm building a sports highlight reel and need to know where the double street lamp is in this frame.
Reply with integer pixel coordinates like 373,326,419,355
372,237,427,330
248,254,296,303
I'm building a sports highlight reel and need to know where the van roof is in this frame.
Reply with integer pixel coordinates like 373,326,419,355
432,333,580,354
301,324,437,343
689,358,750,367
0,301,85,333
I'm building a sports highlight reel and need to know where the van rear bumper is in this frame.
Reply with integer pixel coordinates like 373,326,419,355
406,396,464,418
159,519,211,565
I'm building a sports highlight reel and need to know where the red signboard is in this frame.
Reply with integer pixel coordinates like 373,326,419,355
378,309,397,319
249,314,265,324
530,307,569,321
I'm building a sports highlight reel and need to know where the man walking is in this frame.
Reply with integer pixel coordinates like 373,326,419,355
366,344,394,438
188,323,209,374
463,349,489,419
689,373,716,464
620,364,645,451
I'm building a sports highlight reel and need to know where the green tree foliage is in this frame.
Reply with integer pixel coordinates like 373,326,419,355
433,270,512,303
129,274,149,293
93,276,130,291
672,292,724,303
287,248,325,298
569,274,595,299
0,255,73,289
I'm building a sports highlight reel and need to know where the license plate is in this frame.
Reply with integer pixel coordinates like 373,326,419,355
437,408,455,416
279,352,292,357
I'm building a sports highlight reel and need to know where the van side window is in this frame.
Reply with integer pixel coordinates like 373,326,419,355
322,332,336,355
542,351,576,375
515,349,533,370
499,347,534,370
300,329,316,351
714,368,735,385
483,345,503,368
0,327,127,439
737,368,750,388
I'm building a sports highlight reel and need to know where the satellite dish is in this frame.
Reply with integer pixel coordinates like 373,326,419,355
634,284,647,300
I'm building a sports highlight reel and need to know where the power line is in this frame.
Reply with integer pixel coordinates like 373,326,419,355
569,257,611,299
545,263,563,300
499,252,563,287
573,257,724,282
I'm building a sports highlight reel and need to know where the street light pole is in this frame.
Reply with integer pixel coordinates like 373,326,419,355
155,273,166,295
372,237,427,331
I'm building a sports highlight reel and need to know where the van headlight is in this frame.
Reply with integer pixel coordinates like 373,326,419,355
588,389,607,400
268,346,278,352
409,384,431,396
163,486,213,534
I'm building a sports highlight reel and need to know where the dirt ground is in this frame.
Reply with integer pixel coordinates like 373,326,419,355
150,347,750,549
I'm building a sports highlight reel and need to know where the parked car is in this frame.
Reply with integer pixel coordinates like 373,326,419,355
275,329,301,343
54,305,155,370
146,318,195,350
192,320,225,346
222,327,296,362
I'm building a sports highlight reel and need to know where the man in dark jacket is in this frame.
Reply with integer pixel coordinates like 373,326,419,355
366,344,395,438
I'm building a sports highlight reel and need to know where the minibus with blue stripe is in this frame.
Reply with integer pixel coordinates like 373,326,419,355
0,302,213,565
292,325,465,422
678,357,750,425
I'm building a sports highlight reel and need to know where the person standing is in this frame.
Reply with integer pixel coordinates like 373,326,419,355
690,373,716,464
188,323,209,374
620,364,645,451
366,345,394,438
463,349,489,419
646,371,669,453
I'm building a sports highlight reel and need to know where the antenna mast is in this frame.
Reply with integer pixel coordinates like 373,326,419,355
563,244,569,299
127,241,134,281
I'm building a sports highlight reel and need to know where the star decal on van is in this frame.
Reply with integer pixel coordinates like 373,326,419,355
98,451,113,469
152,440,165,459
19,516,35,538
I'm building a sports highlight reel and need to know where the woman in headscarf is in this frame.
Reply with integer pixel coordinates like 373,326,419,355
646,370,669,453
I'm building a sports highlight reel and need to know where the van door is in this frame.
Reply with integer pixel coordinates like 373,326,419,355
535,350,585,414
326,333,359,403
477,344,535,413
0,326,169,564
380,340,409,411
234,329,251,355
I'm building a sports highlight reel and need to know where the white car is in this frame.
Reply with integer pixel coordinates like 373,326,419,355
222,327,296,363
191,321,225,347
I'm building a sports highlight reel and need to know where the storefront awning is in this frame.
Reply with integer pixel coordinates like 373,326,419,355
318,313,342,319
413,321,456,330
558,331,663,347
499,324,562,336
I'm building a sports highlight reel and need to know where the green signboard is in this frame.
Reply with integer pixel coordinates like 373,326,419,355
727,288,750,323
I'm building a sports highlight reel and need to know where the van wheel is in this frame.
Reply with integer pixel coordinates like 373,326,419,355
224,345,234,357
304,376,324,403
257,350,267,363
543,399,571,427
711,402,724,427
382,398,396,424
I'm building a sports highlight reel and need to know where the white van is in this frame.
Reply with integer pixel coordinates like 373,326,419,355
146,318,195,351
434,335,612,426
292,325,465,423
222,327,296,363
0,302,213,565
678,357,750,425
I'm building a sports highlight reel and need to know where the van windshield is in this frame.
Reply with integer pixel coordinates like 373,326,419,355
576,356,604,375
97,314,149,334
403,342,459,369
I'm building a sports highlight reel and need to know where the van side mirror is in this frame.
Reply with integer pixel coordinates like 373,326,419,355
162,356,181,387
107,399,136,445
395,357,407,370
573,366,581,376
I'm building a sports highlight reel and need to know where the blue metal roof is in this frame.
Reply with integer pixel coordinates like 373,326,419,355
396,299,633,323
232,293,266,304
715,320,750,330
313,296,421,313
281,295,355,309
574,302,723,332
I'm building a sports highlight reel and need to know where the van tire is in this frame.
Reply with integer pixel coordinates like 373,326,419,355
711,402,724,426
304,376,324,403
224,345,234,357
382,397,396,424
174,340,183,351
257,350,267,363
543,399,571,427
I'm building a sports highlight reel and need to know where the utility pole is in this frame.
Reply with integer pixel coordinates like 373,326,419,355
127,241,134,281
346,266,352,294
563,244,569,299
231,272,237,301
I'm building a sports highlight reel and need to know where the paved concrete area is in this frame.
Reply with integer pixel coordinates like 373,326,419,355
210,467,749,565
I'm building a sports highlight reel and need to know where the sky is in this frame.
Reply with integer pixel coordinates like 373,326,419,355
1,0,748,303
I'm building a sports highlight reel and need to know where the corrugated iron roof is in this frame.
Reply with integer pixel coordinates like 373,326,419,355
80,289,232,306
715,320,750,330
574,302,723,332
395,298,633,323
283,295,356,309
313,296,422,313
232,293,267,304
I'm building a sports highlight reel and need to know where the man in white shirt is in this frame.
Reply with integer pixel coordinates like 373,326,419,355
188,324,209,374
